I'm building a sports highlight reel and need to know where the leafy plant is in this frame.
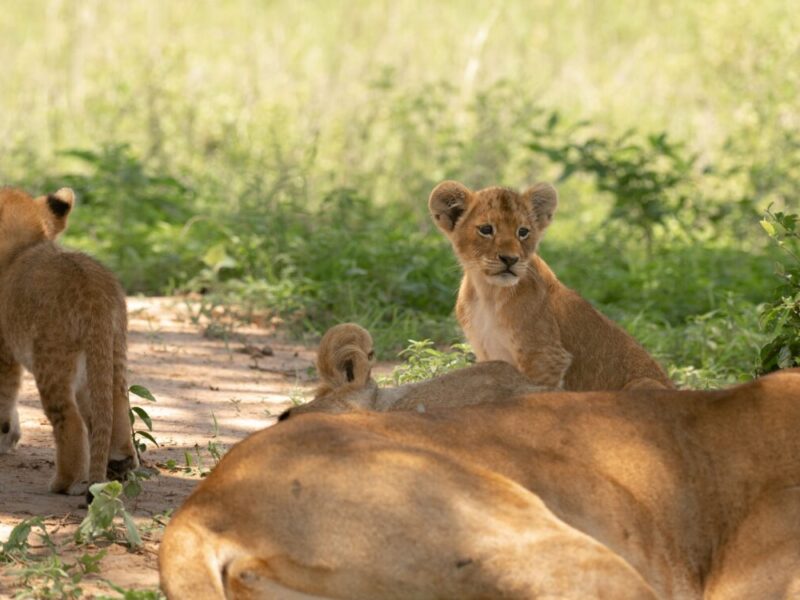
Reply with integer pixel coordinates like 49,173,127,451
383,340,475,385
529,119,697,243
35,144,200,293
0,519,118,600
0,518,54,564
75,482,143,548
161,440,225,478
757,207,800,374
96,587,166,600
12,553,99,600
128,385,158,457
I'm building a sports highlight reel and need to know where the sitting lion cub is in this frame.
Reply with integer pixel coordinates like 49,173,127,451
429,181,673,391
0,187,137,495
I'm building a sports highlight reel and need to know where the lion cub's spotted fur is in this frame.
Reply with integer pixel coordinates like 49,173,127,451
0,187,136,495
429,181,673,391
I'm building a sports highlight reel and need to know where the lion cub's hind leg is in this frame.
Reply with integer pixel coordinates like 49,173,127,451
33,349,90,495
107,332,137,479
0,356,22,454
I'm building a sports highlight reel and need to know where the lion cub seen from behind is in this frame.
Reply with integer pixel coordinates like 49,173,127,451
429,181,673,391
0,187,137,495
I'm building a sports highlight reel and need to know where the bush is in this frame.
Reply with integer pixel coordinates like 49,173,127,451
757,208,800,374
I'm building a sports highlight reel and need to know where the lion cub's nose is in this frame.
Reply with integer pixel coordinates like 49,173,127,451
499,255,519,267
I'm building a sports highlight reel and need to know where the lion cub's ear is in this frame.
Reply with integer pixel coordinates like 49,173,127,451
525,182,558,231
429,181,472,233
316,323,375,394
39,188,76,238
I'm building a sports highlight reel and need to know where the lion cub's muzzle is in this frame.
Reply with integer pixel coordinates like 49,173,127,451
486,255,522,285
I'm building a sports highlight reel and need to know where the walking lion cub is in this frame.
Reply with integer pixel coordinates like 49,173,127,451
429,181,673,391
0,187,137,495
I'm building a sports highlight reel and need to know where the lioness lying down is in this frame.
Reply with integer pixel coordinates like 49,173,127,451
160,363,800,598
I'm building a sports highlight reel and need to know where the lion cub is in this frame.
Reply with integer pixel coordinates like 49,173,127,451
429,181,673,391
0,187,137,495
281,323,547,419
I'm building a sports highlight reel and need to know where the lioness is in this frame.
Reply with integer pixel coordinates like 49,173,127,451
0,187,136,495
429,181,673,391
282,323,548,419
160,368,800,599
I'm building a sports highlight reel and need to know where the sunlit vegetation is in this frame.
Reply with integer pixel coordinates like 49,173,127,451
2,0,799,384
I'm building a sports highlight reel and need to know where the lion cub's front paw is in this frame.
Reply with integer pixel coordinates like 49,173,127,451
107,456,137,481
49,476,90,496
0,411,21,454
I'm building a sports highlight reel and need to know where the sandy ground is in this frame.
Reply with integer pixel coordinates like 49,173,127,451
0,297,324,598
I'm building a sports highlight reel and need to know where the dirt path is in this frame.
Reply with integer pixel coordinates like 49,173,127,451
0,297,321,597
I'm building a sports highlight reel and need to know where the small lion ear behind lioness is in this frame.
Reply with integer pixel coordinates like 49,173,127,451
316,323,375,391
429,181,472,233
38,187,76,238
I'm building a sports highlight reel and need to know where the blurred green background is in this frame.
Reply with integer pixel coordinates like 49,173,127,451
2,0,799,386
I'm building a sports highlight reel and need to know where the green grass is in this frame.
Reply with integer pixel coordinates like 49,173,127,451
2,1,799,384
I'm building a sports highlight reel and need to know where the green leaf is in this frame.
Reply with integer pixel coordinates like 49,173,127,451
131,406,153,430
122,512,143,548
202,242,237,273
76,550,107,575
76,481,143,548
134,430,159,447
123,477,143,499
778,345,794,369
129,385,156,402
0,517,51,560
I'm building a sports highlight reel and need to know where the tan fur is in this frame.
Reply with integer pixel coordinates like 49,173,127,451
283,323,548,419
0,187,136,495
160,367,800,599
429,181,673,391
313,322,375,398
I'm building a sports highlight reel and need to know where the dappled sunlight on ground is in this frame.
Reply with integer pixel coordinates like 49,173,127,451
0,297,319,595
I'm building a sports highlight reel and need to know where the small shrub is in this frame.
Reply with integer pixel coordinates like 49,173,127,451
128,385,158,458
757,207,800,374
75,482,142,548
383,339,474,385
529,118,697,242
0,518,54,564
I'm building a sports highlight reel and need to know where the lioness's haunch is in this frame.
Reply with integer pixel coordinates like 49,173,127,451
281,323,549,419
429,181,673,391
160,369,800,599
0,187,136,496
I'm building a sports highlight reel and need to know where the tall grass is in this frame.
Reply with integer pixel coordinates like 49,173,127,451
2,0,798,384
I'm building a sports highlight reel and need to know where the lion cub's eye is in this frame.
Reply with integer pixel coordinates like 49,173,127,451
518,227,530,240
477,224,494,237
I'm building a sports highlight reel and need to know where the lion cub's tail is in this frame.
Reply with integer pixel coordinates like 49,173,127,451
85,318,115,484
